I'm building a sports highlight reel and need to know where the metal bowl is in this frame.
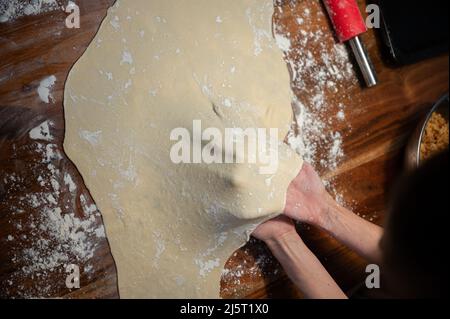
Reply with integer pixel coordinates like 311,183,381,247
405,94,449,171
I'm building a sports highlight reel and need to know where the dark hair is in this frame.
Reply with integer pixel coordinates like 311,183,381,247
381,150,449,298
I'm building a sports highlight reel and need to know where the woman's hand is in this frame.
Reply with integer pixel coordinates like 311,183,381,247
284,163,334,227
252,215,297,243
252,213,348,299
283,163,384,264
253,164,331,243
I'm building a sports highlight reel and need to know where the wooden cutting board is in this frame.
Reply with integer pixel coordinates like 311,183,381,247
0,0,448,298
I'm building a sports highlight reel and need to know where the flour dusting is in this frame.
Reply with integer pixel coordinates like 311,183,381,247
29,120,53,141
0,0,60,23
278,8,355,171
1,124,106,298
37,75,57,104
79,130,102,146
275,33,291,52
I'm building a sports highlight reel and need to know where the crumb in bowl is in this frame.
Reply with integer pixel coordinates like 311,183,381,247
420,112,449,162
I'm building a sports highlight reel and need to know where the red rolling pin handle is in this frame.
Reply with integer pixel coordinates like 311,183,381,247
323,0,367,42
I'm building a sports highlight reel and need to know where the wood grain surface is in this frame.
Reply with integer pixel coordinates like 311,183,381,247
0,0,448,299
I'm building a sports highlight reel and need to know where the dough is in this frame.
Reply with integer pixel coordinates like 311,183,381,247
64,0,302,298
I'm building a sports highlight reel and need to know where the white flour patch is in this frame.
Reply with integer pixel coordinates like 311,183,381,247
0,0,60,23
152,231,166,267
245,4,273,56
80,194,98,215
195,258,220,277
221,239,280,296
124,78,132,89
94,225,106,238
325,132,344,170
63,173,77,192
79,130,102,146
41,145,62,166
29,121,53,141
121,50,133,65
275,33,291,52
37,75,57,104
110,15,120,29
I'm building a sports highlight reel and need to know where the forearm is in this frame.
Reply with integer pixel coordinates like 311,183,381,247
317,198,383,264
266,232,347,299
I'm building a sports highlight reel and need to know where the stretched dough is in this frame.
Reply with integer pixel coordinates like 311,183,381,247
64,0,302,298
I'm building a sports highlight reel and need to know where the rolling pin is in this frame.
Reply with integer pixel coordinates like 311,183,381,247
323,0,378,87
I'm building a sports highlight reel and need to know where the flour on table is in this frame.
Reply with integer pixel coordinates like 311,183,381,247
37,75,57,104
0,124,105,298
0,0,60,23
275,33,291,52
274,3,357,209
29,120,53,141
275,5,355,173
63,172,77,192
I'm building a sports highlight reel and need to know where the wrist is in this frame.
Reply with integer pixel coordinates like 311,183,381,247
316,195,344,232
310,195,334,228
265,230,302,250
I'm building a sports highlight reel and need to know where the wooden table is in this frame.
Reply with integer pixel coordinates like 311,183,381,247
0,0,448,299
